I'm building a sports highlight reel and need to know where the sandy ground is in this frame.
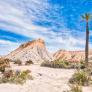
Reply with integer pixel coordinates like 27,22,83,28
0,65,92,92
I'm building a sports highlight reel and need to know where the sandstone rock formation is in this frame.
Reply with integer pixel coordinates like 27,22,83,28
5,39,92,64
6,39,53,64
54,49,85,62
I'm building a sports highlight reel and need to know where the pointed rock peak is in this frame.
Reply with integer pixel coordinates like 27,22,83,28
36,38,44,43
20,38,45,48
35,38,45,46
6,39,53,64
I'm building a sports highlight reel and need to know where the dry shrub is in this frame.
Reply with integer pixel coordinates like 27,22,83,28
69,70,91,86
25,60,33,65
41,60,85,69
0,69,33,84
0,58,10,73
14,59,22,66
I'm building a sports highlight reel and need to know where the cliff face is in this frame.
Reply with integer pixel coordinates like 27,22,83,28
6,39,53,64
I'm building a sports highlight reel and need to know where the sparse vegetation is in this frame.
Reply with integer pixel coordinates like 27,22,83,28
86,62,92,75
25,60,33,65
14,59,22,66
64,84,82,92
0,58,10,73
69,70,91,86
0,69,33,84
41,60,70,68
41,60,85,69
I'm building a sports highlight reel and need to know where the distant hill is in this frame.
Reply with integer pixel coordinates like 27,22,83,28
5,39,92,64
54,49,92,62
5,39,54,64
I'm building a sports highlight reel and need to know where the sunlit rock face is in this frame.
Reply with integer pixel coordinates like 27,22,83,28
5,38,92,64
6,39,54,64
54,49,92,62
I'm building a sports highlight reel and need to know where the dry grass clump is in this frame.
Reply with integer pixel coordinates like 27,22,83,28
69,84,82,92
66,62,92,92
0,58,10,73
69,70,91,86
63,84,82,92
86,62,92,75
0,69,33,84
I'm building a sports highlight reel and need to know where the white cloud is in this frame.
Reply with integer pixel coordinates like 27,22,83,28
0,40,19,55
0,0,90,55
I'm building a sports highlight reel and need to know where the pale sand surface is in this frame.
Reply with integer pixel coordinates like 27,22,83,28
0,65,91,92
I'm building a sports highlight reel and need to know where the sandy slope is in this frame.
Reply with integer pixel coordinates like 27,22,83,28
0,65,92,92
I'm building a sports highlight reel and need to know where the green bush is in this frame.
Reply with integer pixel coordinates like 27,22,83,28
69,70,91,86
0,69,33,84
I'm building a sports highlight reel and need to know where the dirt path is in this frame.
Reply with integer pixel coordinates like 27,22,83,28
22,65,75,92
0,65,91,92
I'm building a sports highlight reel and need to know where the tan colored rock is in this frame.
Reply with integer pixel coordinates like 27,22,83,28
5,39,53,64
54,49,92,62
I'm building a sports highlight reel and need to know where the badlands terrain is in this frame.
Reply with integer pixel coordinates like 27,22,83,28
5,39,54,64
5,38,92,64
0,39,92,92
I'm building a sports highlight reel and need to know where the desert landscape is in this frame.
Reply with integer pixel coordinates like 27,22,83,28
0,0,92,92
0,39,92,92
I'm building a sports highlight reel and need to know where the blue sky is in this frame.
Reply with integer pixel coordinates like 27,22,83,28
0,0,92,55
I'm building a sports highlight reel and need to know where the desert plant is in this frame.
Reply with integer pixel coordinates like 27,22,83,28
41,60,85,69
63,84,83,92
69,70,91,86
79,61,85,69
52,60,70,68
41,61,52,67
69,84,82,92
25,60,33,65
64,84,82,92
18,70,31,80
84,62,92,75
82,13,92,67
41,60,70,68
0,58,10,73
14,59,22,66
0,69,33,84
69,60,85,69
3,70,13,78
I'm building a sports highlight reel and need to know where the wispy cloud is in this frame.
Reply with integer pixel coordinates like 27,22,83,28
0,40,19,55
0,0,91,55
